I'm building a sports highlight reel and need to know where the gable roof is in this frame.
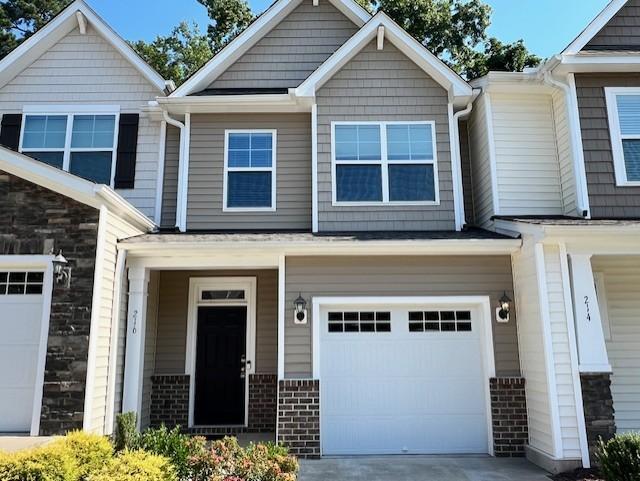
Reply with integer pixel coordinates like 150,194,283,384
0,0,170,92
295,11,472,100
171,0,371,97
0,146,155,231
562,0,628,55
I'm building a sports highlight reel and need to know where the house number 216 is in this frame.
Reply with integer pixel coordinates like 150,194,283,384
584,296,591,322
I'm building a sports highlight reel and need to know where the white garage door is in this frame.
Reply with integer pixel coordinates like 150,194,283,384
320,303,490,456
0,271,46,433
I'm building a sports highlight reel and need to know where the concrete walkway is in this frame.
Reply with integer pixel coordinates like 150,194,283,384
299,456,551,481
0,436,54,452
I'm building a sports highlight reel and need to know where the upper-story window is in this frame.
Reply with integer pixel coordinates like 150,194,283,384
605,88,640,186
224,130,277,211
332,121,439,205
20,108,118,185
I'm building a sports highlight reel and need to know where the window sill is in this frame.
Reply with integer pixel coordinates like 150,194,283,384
614,180,640,187
331,201,441,207
222,207,277,213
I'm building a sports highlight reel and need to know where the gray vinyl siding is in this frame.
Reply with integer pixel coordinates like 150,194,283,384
0,25,164,219
459,120,474,224
187,113,312,230
161,125,180,228
154,270,278,375
208,1,358,90
575,73,640,217
584,0,640,50
468,94,495,227
284,256,520,379
316,41,456,232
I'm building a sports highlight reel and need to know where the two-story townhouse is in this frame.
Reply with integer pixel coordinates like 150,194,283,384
466,0,640,473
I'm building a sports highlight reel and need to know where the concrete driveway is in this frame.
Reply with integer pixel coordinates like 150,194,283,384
299,456,551,481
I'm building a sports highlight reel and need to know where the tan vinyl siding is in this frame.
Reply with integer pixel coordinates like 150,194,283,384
575,73,640,218
316,41,455,231
459,120,474,224
284,256,519,378
468,94,495,227
141,272,159,429
161,125,180,228
154,270,278,375
0,26,164,219
208,1,358,90
585,0,640,51
552,88,578,216
187,114,311,230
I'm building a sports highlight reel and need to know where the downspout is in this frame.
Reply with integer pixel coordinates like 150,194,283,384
162,111,186,231
452,101,474,229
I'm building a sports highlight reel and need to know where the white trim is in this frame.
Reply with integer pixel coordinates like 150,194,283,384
449,103,472,230
83,205,109,431
605,87,640,187
593,272,612,341
162,111,186,230
277,255,286,380
327,0,371,26
22,104,121,114
566,74,591,215
154,120,167,225
76,11,87,35
483,93,501,215
178,113,191,231
558,243,591,469
311,295,496,457
330,120,440,206
186,277,257,428
311,104,319,233
534,243,564,459
223,130,278,212
562,0,628,55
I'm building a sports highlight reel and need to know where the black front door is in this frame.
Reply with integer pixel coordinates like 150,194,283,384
194,306,247,426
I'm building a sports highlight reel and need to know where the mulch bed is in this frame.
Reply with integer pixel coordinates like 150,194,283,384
552,469,604,481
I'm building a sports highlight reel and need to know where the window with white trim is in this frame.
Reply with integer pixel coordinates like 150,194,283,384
332,121,439,205
224,130,276,210
20,113,118,185
605,88,640,186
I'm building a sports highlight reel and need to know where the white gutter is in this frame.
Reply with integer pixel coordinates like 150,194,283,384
162,110,187,231
451,101,474,229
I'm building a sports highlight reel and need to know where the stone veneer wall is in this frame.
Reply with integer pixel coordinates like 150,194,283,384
277,380,320,458
490,377,528,457
0,171,99,435
581,373,616,463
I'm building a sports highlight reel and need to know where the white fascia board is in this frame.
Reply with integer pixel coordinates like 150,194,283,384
156,93,313,114
562,0,628,55
328,0,371,26
295,12,472,100
0,0,167,92
554,54,640,76
94,186,156,231
470,71,555,95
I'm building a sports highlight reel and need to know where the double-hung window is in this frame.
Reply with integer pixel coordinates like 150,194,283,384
332,121,439,204
224,130,276,211
605,88,640,186
20,107,118,185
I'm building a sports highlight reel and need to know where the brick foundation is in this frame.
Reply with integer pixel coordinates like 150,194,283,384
490,377,528,457
277,380,320,458
581,373,615,463
248,374,278,432
150,375,190,428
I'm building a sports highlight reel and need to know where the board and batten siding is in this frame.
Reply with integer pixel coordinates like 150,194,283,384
575,73,640,218
284,255,520,379
153,270,278,375
468,94,495,227
0,25,164,219
187,113,311,230
584,0,640,50
592,256,640,433
208,1,358,90
316,41,455,231
161,125,180,228
552,88,578,216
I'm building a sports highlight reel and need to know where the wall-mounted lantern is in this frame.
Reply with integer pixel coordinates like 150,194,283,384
496,291,512,323
293,293,308,325
52,250,71,288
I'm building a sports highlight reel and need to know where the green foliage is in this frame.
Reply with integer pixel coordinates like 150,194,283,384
197,0,254,53
461,38,541,80
0,444,80,481
51,431,113,480
115,412,141,452
91,449,177,481
597,432,640,481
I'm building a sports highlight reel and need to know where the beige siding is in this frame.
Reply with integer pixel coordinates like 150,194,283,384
154,270,278,375
161,125,180,228
585,0,640,50
468,94,495,227
491,93,564,216
284,256,519,378
552,88,578,216
141,272,160,429
316,41,455,231
592,256,640,433
0,26,164,219
187,113,311,230
209,1,358,90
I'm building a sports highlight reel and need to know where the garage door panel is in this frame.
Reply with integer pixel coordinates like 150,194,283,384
0,345,39,384
0,388,35,431
0,302,43,342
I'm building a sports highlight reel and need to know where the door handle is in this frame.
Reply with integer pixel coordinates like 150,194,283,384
240,355,248,379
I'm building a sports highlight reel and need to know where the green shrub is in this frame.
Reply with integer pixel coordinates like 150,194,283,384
90,450,176,481
51,431,112,480
0,444,80,481
115,412,140,452
139,425,206,480
597,432,640,481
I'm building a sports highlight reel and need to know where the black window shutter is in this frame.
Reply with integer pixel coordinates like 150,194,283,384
114,113,139,189
0,114,23,151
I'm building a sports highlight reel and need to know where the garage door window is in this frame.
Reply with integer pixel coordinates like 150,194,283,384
408,310,472,332
0,272,44,295
328,311,391,333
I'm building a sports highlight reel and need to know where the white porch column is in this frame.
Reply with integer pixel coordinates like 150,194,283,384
122,266,150,427
569,254,612,373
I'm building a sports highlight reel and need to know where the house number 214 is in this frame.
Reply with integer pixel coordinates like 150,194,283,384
584,296,591,322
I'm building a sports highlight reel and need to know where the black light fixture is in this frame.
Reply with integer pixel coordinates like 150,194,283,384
498,291,512,321
52,249,71,288
293,293,307,323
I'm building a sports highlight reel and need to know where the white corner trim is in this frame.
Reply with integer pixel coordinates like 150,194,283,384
566,75,591,215
178,113,191,231
604,86,640,187
83,205,109,432
311,104,319,232
593,272,612,341
483,93,501,216
154,120,167,225
563,0,628,55
277,255,286,379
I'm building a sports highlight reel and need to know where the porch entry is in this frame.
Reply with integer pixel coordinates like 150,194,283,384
187,277,257,428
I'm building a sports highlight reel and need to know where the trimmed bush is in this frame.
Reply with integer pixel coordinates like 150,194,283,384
90,449,176,481
597,432,640,481
0,444,80,481
52,431,113,480
139,425,206,480
115,412,140,452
